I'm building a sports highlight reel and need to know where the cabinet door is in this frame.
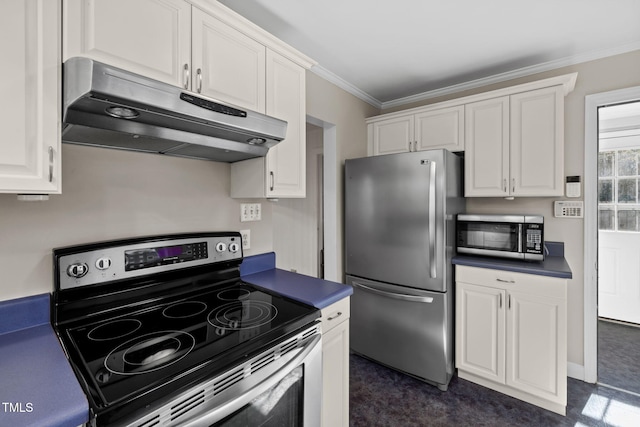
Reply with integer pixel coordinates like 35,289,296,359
464,97,510,197
455,282,506,384
192,8,266,113
265,50,306,197
369,116,414,155
507,290,567,403
510,86,564,196
415,106,464,152
322,319,349,427
63,0,191,87
0,0,61,194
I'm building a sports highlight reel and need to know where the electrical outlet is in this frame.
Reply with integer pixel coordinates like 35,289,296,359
240,229,250,250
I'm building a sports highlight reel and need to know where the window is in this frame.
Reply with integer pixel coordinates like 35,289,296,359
598,149,640,231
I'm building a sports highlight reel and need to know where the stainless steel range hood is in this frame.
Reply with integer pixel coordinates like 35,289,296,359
62,57,287,163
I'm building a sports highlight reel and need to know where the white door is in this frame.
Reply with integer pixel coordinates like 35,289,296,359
597,119,640,324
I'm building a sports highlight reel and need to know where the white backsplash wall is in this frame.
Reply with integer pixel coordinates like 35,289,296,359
0,144,273,302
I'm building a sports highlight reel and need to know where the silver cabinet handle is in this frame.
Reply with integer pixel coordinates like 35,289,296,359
196,68,202,93
503,178,507,192
48,146,54,183
327,312,342,321
269,171,274,191
408,141,412,152
511,178,515,193
496,278,515,284
183,64,190,89
427,160,437,279
499,293,502,308
352,281,434,303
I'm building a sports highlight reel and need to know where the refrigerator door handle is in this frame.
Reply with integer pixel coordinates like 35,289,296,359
428,160,437,279
352,281,434,303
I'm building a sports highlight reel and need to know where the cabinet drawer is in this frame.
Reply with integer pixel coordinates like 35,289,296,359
455,265,566,299
321,297,350,334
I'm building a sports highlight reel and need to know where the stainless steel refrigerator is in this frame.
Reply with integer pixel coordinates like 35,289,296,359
345,149,464,391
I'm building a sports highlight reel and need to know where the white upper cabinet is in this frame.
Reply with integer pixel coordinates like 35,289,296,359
367,105,463,155
415,105,464,152
465,86,565,197
230,50,306,198
464,96,510,197
63,0,191,88
368,116,414,155
192,8,265,112
0,0,61,194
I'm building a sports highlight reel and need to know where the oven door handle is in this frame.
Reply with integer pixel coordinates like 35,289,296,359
179,334,321,427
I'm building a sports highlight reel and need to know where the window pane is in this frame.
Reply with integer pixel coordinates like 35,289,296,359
617,149,639,176
598,152,614,177
618,178,637,203
599,209,615,230
618,210,640,231
598,180,613,203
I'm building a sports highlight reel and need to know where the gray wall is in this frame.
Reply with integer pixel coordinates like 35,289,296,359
0,144,272,301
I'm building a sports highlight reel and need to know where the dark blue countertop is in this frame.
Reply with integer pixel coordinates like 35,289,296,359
240,252,353,309
452,241,572,279
0,294,88,427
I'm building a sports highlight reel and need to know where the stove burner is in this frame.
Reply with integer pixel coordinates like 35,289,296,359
162,301,208,319
217,288,251,301
104,331,195,375
208,301,278,330
87,319,142,341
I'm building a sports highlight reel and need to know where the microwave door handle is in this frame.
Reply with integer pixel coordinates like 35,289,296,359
428,160,437,279
517,224,523,253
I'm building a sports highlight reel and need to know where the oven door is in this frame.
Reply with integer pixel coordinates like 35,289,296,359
124,326,322,427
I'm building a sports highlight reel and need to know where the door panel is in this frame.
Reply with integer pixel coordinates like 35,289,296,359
599,232,640,324
347,275,450,385
345,151,445,291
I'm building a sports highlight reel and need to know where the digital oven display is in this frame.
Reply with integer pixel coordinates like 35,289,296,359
125,242,208,271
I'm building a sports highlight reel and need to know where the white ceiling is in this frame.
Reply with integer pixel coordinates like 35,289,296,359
217,0,640,109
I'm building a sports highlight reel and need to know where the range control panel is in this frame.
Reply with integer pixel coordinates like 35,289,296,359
57,234,242,290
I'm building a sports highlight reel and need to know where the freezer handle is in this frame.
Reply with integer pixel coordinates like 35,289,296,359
352,281,434,303
428,160,437,279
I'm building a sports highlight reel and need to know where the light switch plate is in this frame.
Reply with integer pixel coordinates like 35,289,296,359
240,203,262,222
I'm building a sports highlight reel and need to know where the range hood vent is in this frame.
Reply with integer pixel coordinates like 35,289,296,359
62,57,287,163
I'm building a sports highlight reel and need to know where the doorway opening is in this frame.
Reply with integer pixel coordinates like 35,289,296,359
584,86,640,388
271,117,338,281
596,101,640,394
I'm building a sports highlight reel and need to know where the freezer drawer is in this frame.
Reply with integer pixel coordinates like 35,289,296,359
347,275,453,390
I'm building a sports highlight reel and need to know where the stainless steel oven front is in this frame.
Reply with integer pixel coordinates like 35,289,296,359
127,324,322,427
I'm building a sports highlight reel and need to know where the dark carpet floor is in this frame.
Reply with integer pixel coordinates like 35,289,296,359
350,353,640,426
598,319,640,395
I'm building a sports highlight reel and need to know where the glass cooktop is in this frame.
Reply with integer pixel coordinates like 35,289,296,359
63,281,318,406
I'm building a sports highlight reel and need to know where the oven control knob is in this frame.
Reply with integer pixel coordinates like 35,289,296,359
215,242,227,253
67,262,89,278
229,242,240,253
95,257,112,270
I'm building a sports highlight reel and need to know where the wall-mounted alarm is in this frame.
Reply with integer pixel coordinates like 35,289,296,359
554,200,584,218
566,176,581,198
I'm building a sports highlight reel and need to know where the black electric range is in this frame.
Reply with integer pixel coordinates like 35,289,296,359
52,232,320,426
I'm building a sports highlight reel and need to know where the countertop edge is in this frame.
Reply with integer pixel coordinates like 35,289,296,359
452,255,573,279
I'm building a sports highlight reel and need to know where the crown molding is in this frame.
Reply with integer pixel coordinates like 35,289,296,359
309,66,382,108
311,42,640,111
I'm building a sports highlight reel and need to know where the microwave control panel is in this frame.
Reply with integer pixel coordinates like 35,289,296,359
524,223,543,254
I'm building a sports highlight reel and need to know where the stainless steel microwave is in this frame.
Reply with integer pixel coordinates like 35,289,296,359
456,214,544,261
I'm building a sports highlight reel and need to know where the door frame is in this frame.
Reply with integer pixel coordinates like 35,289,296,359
584,85,640,383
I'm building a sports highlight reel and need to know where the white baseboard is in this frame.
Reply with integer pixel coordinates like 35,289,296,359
568,362,585,381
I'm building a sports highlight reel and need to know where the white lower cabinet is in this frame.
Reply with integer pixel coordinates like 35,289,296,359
321,297,350,427
455,265,567,415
